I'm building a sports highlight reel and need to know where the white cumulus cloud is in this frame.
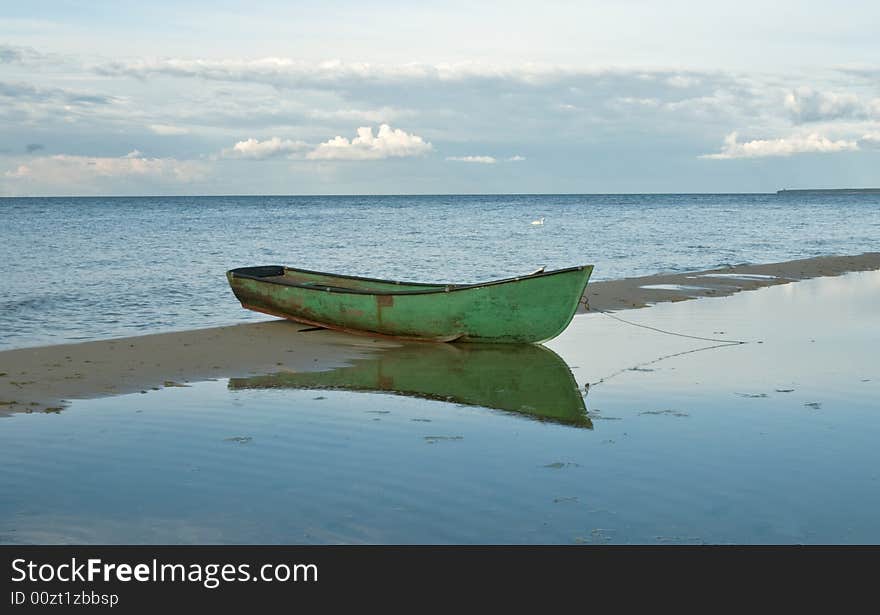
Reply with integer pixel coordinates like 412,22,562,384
220,137,308,159
700,131,859,159
306,124,432,161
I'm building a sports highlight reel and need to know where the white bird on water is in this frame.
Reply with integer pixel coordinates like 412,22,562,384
531,217,545,226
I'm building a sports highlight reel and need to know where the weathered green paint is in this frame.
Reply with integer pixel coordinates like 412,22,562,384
226,264,593,343
229,342,590,427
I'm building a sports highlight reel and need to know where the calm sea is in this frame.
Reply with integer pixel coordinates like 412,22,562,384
2,193,878,349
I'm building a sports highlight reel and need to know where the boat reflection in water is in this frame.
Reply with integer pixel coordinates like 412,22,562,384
229,343,591,428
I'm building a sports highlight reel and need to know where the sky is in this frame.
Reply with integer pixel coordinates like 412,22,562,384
1,0,879,195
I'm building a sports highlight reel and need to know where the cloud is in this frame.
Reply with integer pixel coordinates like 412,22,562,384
666,75,700,88
446,155,497,164
306,125,432,161
835,66,880,81
220,137,308,159
0,44,44,65
701,131,860,159
0,80,116,105
149,124,189,135
9,48,880,193
73,55,791,149
93,57,573,86
218,126,430,162
307,106,411,123
783,87,878,123
859,133,880,148
614,96,661,107
446,155,525,163
4,152,208,183
92,57,723,96
0,78,126,128
0,45,24,63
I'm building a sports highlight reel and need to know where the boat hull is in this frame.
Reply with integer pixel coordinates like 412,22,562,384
227,265,592,343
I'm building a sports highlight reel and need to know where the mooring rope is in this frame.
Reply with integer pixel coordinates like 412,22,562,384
579,296,748,345
585,341,741,390
577,295,748,391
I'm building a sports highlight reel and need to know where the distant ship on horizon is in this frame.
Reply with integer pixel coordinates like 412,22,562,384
777,188,880,195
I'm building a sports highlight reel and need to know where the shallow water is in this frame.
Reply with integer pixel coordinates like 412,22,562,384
0,272,877,544
2,193,880,349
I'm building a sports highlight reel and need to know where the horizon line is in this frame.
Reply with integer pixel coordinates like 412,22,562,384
3,188,878,199
1,191,782,199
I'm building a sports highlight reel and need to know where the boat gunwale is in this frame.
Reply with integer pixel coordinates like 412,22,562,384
228,264,593,297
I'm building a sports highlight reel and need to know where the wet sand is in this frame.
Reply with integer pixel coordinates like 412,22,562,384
0,324,393,415
583,251,880,311
1,252,878,414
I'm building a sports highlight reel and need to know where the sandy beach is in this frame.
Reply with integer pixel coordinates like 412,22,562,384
1,251,878,415
583,251,880,311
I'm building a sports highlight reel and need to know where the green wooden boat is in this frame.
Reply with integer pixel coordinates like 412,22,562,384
229,342,591,428
226,264,593,343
